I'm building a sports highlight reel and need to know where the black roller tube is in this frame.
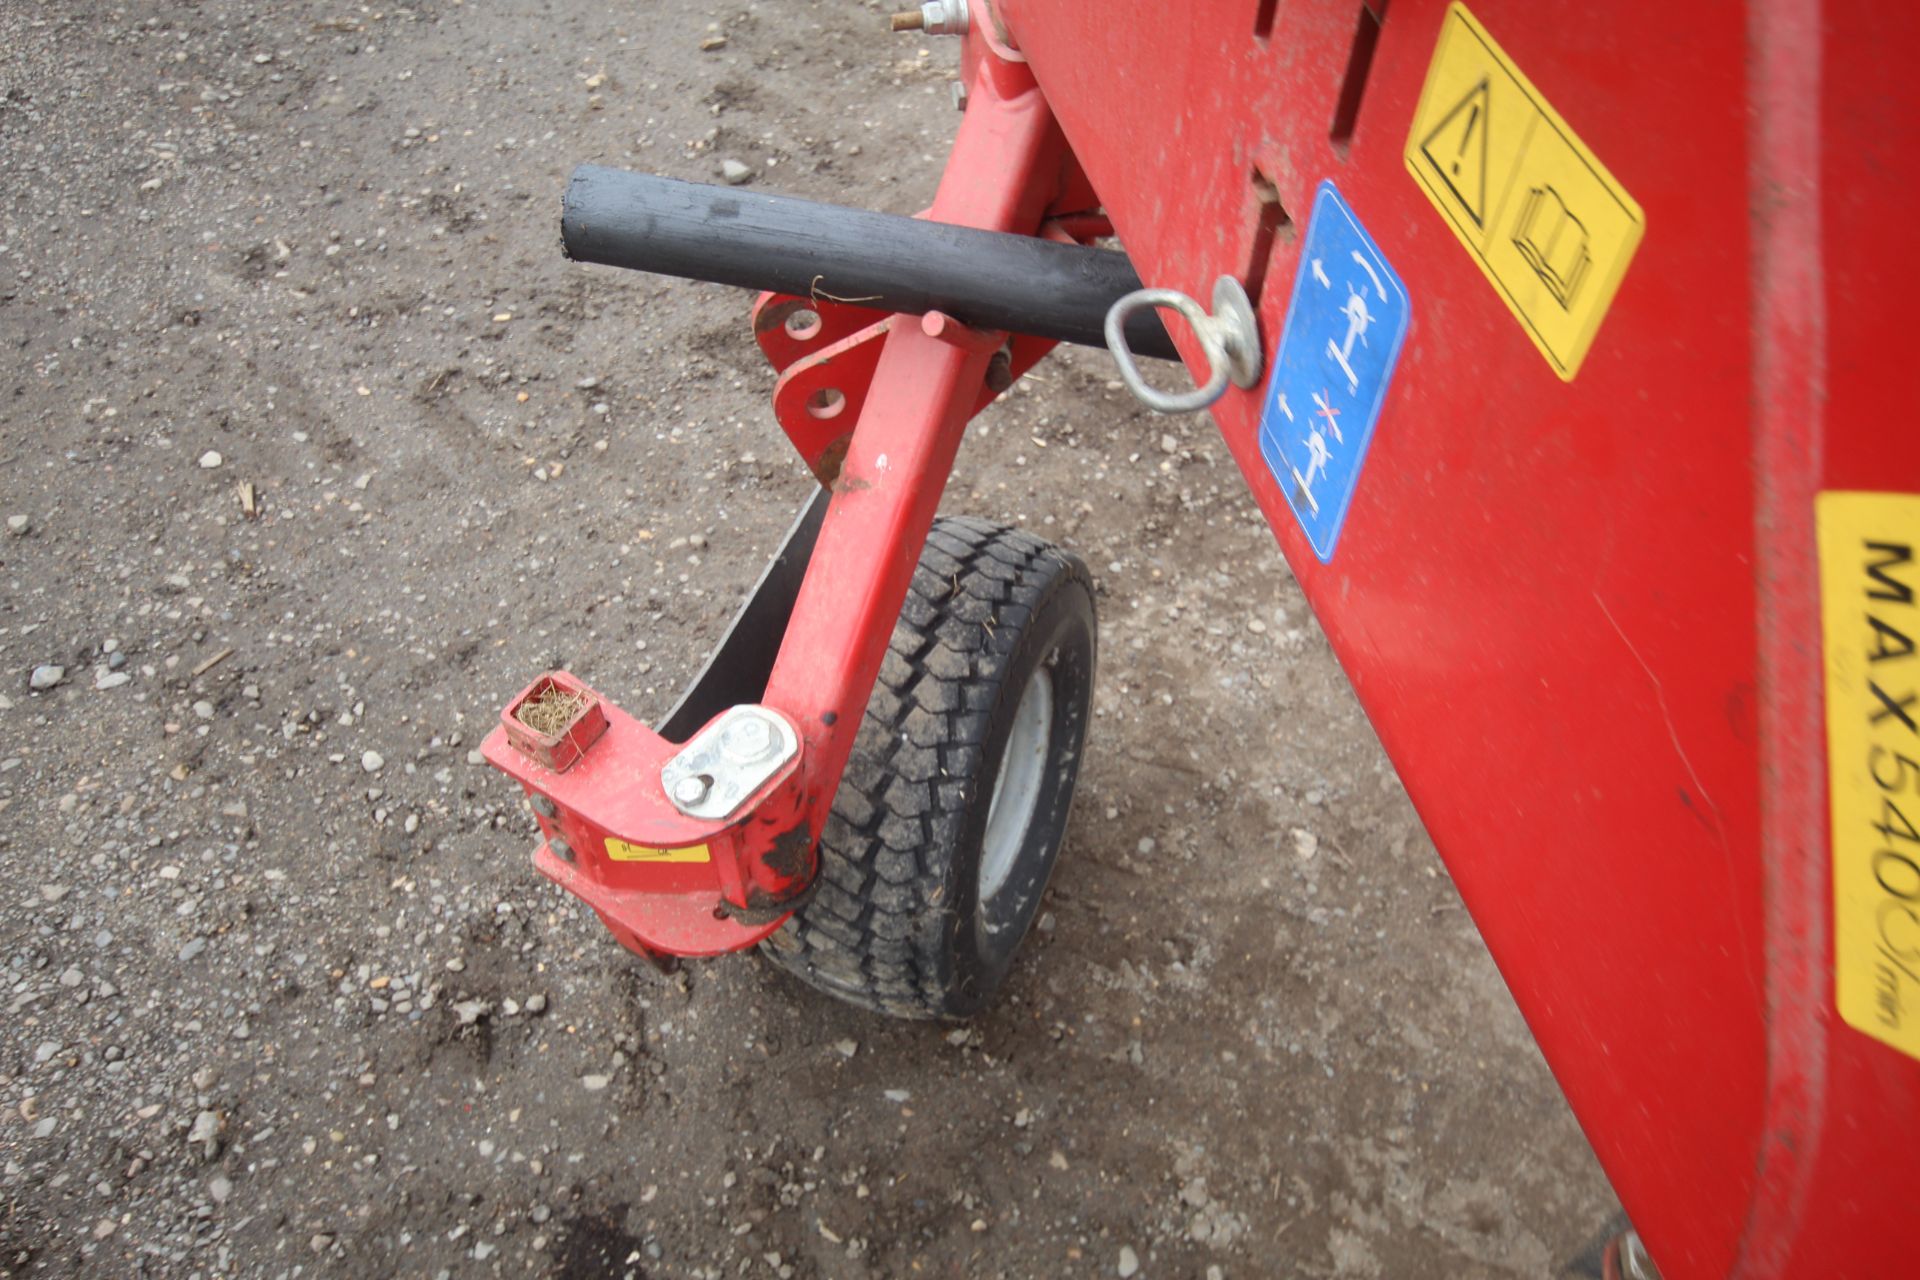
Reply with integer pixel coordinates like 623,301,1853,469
561,165,1178,361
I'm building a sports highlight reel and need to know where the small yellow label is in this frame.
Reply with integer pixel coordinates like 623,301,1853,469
1403,3,1645,379
1820,491,1920,1062
604,838,711,864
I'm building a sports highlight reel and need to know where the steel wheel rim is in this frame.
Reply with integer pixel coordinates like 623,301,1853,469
980,666,1053,903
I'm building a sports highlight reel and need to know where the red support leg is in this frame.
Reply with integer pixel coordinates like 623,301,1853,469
484,28,1077,959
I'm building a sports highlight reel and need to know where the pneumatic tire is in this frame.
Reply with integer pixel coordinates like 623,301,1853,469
761,516,1097,1019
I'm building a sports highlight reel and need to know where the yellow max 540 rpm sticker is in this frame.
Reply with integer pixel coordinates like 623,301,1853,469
604,838,710,864
1403,3,1645,379
1820,491,1920,1062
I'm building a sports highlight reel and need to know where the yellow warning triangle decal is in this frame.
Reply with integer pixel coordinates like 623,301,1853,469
1418,77,1490,229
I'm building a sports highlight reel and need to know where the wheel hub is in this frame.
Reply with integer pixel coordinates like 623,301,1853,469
980,666,1054,902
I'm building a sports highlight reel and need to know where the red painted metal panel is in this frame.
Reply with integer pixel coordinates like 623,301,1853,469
993,0,1918,1274
1748,2,1920,1276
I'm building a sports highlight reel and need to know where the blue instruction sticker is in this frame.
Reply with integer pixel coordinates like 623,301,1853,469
1258,181,1410,562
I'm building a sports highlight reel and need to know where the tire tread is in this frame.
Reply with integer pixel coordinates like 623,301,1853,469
761,517,1088,1018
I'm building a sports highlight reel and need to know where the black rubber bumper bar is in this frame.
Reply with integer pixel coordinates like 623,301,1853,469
560,165,1177,361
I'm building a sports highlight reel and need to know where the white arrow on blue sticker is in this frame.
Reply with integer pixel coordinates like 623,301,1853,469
1258,181,1410,562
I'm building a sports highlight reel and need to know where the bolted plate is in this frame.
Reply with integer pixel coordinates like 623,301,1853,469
659,705,801,821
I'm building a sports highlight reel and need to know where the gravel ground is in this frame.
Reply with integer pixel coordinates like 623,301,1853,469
0,2,1615,1276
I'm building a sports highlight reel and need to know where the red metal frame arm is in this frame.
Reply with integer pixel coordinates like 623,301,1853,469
764,52,1065,839
763,316,1001,839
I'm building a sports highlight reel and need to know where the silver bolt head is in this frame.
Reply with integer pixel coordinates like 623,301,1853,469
672,774,712,806
922,0,967,36
719,714,776,763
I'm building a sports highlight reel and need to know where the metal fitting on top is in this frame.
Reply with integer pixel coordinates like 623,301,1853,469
660,705,801,821
891,0,968,35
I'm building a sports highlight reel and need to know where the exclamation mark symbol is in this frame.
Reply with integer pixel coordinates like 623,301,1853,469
1452,102,1479,176
1418,77,1490,226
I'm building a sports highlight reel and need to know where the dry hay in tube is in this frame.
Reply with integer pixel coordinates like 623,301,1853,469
515,684,589,737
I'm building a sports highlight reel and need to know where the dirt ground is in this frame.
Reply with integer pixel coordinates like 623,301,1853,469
0,2,1619,1276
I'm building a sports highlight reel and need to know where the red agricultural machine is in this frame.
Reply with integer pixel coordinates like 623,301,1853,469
482,2,1920,1275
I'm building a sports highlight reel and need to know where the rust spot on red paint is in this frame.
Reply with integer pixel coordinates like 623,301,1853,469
831,469,873,494
810,435,853,487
